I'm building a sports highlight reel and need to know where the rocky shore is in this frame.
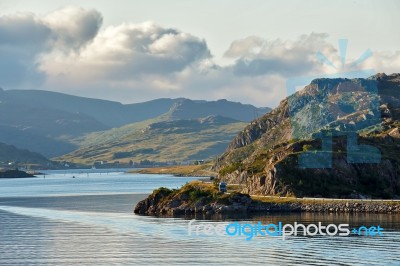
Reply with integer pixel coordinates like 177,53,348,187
249,201,400,213
134,190,252,216
134,181,400,216
0,169,34,178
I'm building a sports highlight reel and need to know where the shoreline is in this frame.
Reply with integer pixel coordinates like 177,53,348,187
136,198,400,215
248,199,400,213
130,164,216,177
0,170,35,179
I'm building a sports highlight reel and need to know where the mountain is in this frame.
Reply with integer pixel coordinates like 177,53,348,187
0,142,50,165
0,125,76,158
5,90,177,127
216,73,400,199
57,115,247,164
4,90,269,126
164,98,271,121
0,89,270,158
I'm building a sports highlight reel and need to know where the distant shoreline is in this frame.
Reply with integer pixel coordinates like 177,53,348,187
0,170,35,179
130,164,216,177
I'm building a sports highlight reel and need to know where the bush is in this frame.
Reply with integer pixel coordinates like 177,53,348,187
302,144,314,152
189,189,211,202
219,162,243,176
154,187,173,196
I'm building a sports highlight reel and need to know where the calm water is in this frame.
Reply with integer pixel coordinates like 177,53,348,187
0,170,399,265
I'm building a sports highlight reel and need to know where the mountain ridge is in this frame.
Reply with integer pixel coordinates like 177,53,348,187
0,89,270,158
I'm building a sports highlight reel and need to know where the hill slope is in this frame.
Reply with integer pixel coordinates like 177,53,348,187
165,98,270,121
57,115,247,164
216,73,400,199
0,142,50,165
6,90,177,127
0,89,270,157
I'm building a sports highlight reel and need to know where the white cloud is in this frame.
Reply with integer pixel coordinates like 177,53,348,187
0,6,398,108
0,6,102,88
43,6,103,51
41,21,211,87
0,13,51,87
224,33,338,77
360,51,400,74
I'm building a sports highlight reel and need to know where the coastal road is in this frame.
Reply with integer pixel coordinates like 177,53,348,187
226,183,400,202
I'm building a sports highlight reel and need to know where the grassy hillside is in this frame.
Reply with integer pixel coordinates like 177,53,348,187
57,116,247,164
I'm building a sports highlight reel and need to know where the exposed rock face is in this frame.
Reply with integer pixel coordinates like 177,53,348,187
227,100,290,151
216,73,400,199
134,187,173,215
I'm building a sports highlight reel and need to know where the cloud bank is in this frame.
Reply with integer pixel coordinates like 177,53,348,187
0,6,399,107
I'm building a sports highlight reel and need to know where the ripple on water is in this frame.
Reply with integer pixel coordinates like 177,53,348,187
0,172,400,265
0,194,399,265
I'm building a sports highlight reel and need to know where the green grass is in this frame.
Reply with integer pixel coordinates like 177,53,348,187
154,181,249,206
219,162,243,175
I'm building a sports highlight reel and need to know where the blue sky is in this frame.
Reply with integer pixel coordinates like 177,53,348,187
0,0,399,107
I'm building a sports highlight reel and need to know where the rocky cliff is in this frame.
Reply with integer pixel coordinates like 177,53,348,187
216,73,400,199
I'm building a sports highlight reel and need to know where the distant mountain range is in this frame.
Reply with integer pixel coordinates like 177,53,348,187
0,88,270,161
216,73,400,199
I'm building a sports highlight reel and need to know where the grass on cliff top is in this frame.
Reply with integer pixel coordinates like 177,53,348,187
155,181,400,207
154,180,246,205
155,181,217,203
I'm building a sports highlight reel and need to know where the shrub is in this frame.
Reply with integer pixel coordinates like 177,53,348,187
302,144,314,152
189,189,211,202
219,162,243,176
154,187,173,196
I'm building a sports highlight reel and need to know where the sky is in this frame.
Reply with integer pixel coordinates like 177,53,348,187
0,0,399,107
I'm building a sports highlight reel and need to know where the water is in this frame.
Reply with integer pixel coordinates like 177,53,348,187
0,169,194,197
0,170,399,265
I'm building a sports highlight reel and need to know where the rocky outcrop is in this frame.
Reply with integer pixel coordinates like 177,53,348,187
134,182,252,216
134,181,400,215
0,170,34,178
134,181,400,216
226,99,290,151
217,73,400,199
